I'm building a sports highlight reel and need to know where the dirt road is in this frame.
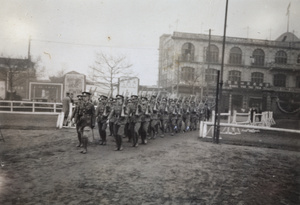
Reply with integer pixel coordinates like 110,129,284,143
0,126,299,205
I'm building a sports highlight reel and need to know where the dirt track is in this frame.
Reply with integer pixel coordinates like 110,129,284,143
0,125,299,205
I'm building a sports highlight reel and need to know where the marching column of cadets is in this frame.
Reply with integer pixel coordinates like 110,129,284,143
71,92,211,154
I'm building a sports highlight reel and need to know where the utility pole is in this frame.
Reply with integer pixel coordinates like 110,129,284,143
286,3,291,32
214,0,229,144
28,36,31,62
177,56,180,97
206,29,212,100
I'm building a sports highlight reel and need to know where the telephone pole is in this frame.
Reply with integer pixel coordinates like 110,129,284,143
28,36,31,62
214,0,229,144
177,56,180,97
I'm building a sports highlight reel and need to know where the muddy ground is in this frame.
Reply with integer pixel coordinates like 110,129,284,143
0,120,299,205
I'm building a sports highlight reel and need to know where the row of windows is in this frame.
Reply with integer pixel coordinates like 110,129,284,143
180,67,300,88
181,42,300,65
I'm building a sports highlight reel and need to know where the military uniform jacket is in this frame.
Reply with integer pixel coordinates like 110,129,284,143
140,102,151,122
190,104,199,119
168,105,178,120
73,101,84,123
176,105,183,119
182,103,190,120
150,101,159,120
108,102,127,125
96,102,110,123
77,101,95,128
127,103,137,123
158,103,168,120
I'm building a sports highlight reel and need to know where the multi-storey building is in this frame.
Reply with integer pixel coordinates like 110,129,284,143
158,31,300,118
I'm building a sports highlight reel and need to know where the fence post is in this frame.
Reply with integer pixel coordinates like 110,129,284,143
199,121,203,137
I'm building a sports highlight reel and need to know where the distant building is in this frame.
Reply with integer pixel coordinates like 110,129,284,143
158,31,300,118
0,57,36,100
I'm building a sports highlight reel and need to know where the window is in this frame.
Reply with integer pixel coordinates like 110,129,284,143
275,50,287,64
252,49,265,66
229,47,242,65
205,68,218,83
206,45,219,63
297,54,300,64
273,74,286,87
181,43,195,61
181,67,195,82
251,72,264,84
296,76,300,88
228,70,241,82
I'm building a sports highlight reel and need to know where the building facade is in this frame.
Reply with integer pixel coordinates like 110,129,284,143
158,31,300,119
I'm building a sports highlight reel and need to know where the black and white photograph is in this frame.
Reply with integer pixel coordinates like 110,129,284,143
0,0,300,204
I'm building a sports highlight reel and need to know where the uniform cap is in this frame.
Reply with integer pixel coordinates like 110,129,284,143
116,94,124,99
99,95,108,100
82,91,91,96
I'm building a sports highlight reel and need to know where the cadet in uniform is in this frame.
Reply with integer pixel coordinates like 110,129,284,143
189,101,198,131
176,99,183,133
149,95,159,139
108,97,115,137
158,97,168,137
123,96,132,143
95,95,109,145
168,99,178,136
71,94,83,147
108,94,127,151
182,98,191,132
76,91,95,154
130,95,140,147
139,96,150,144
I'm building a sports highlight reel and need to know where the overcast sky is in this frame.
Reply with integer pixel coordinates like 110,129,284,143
1,0,299,85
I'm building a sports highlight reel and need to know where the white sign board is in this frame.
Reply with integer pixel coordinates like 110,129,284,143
64,73,85,97
119,77,139,96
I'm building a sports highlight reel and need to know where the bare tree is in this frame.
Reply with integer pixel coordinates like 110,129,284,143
48,67,67,83
0,57,40,100
89,51,133,94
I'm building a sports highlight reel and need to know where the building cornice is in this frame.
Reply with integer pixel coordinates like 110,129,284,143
171,32,300,50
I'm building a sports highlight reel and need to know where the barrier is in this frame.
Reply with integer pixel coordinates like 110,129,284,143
0,100,63,113
199,121,300,138
252,111,276,127
199,110,277,138
0,112,60,129
0,101,77,129
201,110,231,138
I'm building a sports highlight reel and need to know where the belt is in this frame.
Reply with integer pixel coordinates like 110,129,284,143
83,114,92,116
